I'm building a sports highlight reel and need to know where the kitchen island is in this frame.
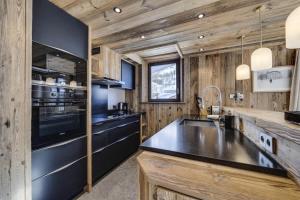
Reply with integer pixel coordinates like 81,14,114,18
138,115,300,200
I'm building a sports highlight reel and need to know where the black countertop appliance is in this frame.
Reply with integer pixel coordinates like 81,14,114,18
118,102,128,112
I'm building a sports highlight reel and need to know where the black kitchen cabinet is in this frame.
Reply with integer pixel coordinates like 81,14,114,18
33,0,88,60
93,132,140,183
121,60,135,90
32,157,87,200
93,116,139,136
32,136,87,200
93,119,139,151
32,136,86,181
92,116,140,183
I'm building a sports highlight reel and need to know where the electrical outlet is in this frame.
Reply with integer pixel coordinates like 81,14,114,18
237,93,244,101
259,132,276,154
229,94,235,99
259,152,274,168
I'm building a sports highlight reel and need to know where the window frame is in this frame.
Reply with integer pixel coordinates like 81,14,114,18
148,59,181,102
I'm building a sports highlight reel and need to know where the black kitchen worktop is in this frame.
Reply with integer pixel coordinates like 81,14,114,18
92,112,143,125
140,115,287,177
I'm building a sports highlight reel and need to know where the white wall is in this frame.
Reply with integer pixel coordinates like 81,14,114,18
108,88,125,109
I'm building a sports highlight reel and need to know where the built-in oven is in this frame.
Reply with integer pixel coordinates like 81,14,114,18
32,84,86,150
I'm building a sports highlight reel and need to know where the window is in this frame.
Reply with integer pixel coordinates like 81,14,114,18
148,59,181,102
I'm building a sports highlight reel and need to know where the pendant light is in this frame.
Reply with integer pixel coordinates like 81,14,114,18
236,36,250,80
286,6,300,49
251,6,272,71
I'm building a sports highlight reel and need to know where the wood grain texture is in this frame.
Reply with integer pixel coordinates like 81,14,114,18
0,0,32,199
241,118,300,185
126,55,194,137
51,0,300,57
195,44,295,112
223,106,300,185
126,44,295,137
224,107,300,144
86,26,93,192
157,187,198,200
137,151,300,200
92,45,121,80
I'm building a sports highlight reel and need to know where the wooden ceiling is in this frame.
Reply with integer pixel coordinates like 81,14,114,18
50,0,300,59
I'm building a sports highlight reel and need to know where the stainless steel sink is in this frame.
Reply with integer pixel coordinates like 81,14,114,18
180,119,215,127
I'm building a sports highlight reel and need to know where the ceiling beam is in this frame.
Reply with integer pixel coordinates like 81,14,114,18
175,43,183,58
92,0,220,39
109,0,296,54
124,53,145,65
143,53,180,63
93,0,268,46
120,42,177,54
188,39,285,56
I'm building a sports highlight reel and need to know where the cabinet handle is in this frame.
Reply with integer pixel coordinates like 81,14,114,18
117,124,128,128
93,120,140,135
117,120,140,128
33,135,86,152
94,122,104,126
93,130,105,135
93,131,139,154
35,156,86,180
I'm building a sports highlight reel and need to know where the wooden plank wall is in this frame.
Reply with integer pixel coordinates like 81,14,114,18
126,57,198,137
126,44,296,137
197,44,296,111
0,0,32,199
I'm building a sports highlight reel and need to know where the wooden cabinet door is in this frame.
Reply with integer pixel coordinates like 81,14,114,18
91,56,100,76
92,46,121,79
114,52,121,80
156,187,198,200
100,46,110,77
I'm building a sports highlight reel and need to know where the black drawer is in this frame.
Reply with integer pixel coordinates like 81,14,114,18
108,121,139,144
92,132,140,183
92,116,139,134
93,117,140,152
32,157,87,200
32,136,86,181
92,131,109,152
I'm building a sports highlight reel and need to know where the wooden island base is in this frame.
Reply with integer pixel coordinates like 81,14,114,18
137,151,300,200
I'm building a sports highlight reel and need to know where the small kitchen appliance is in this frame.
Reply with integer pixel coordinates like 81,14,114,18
118,102,128,112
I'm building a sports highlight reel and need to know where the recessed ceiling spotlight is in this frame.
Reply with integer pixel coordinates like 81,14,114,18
113,7,122,13
198,35,205,39
198,13,205,19
141,35,145,39
199,48,204,52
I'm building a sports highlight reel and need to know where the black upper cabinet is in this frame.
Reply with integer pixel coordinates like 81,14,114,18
33,0,88,60
121,60,135,90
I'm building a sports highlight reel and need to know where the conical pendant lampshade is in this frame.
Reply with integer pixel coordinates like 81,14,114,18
286,6,300,49
251,7,272,71
236,36,250,80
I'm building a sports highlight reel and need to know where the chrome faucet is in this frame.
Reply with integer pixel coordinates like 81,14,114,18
200,85,223,114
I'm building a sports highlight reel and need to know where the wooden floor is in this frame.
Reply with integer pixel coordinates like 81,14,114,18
78,153,139,200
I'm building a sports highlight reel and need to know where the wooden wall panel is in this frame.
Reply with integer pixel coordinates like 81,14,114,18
189,57,199,115
196,44,295,111
126,44,296,137
0,0,32,199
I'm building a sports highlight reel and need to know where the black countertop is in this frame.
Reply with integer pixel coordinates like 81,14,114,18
92,112,143,125
140,115,287,177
